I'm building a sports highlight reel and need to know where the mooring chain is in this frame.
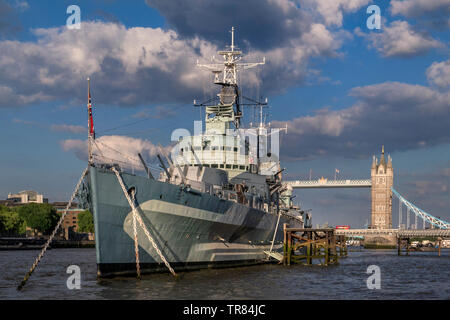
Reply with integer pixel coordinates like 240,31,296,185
17,167,89,291
111,167,177,277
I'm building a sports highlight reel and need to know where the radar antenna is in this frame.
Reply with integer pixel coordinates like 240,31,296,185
196,27,265,86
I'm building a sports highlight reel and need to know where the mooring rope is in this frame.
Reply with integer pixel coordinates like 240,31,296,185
131,189,141,279
268,211,282,255
17,167,89,291
111,167,177,277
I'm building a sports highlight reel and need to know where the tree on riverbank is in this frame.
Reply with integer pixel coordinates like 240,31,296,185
0,205,26,235
78,210,94,233
18,203,59,235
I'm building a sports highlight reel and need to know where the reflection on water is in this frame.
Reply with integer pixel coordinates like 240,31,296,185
0,248,449,299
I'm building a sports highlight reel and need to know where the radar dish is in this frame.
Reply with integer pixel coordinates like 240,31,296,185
219,86,236,105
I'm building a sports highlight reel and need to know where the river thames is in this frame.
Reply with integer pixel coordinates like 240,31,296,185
1,248,449,300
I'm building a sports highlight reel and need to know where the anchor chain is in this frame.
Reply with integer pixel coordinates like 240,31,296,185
17,167,89,290
111,167,177,277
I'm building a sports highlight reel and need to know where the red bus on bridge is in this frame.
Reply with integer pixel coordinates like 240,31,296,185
335,225,350,229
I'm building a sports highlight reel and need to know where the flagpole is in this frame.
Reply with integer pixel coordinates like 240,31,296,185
87,77,93,165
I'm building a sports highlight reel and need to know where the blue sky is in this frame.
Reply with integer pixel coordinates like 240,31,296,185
0,0,449,227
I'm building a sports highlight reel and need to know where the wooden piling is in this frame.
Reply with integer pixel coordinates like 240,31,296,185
307,231,312,265
282,228,342,266
287,231,292,266
283,223,288,266
338,235,344,257
438,237,442,257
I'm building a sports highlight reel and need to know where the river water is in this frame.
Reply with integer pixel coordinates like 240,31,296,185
1,248,449,300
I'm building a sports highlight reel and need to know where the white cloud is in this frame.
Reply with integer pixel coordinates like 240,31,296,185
61,139,87,160
131,106,177,119
273,76,450,160
302,0,371,27
281,107,355,137
349,81,449,113
356,20,442,57
426,59,450,89
0,22,218,107
390,0,450,18
61,135,171,170
51,124,86,134
0,0,21,37
12,117,35,125
14,0,29,12
0,19,348,108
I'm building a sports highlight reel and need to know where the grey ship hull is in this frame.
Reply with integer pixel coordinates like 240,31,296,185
89,166,298,277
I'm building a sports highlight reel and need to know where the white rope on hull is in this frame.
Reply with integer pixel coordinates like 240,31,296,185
269,211,282,255
132,192,141,279
111,167,177,277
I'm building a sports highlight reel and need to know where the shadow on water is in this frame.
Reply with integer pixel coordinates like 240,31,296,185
1,248,449,299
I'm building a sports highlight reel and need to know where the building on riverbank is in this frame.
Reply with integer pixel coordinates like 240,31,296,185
52,202,87,240
7,190,48,204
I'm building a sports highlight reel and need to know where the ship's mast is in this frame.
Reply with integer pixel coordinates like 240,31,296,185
87,77,95,165
230,26,235,52
196,27,265,131
87,78,92,164
197,27,265,86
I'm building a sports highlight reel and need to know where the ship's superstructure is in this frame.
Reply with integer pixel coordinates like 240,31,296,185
83,28,310,277
167,27,299,218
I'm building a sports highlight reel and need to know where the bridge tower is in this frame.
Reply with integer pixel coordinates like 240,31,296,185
371,146,393,229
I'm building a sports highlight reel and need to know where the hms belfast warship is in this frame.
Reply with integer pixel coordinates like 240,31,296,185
82,28,311,277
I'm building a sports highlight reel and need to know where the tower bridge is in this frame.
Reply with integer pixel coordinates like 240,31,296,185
287,179,372,188
335,228,450,237
284,146,450,231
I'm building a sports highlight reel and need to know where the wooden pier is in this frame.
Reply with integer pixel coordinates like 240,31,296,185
282,225,347,266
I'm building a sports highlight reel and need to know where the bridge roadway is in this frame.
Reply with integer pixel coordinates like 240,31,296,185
335,229,450,237
285,179,372,188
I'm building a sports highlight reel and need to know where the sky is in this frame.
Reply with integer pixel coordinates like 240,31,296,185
0,0,449,227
